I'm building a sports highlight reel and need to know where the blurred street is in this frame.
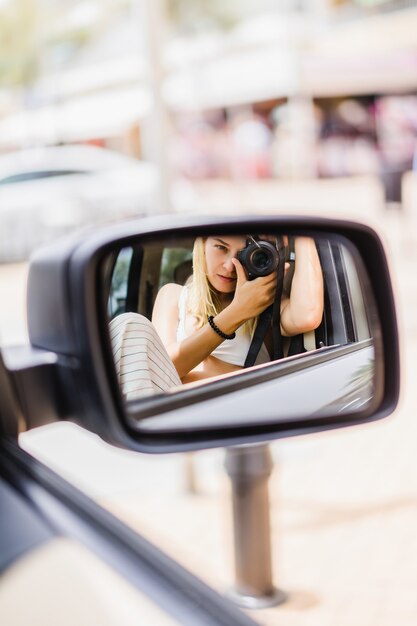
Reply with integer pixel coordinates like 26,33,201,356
4,204,416,626
2,1,417,624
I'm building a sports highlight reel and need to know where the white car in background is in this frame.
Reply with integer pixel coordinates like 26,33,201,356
0,144,158,262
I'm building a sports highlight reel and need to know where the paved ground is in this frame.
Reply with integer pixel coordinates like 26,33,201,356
5,207,417,625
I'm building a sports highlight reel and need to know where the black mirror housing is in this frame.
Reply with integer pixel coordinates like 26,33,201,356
22,214,400,453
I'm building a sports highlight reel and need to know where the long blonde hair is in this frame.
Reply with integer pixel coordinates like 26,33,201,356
187,237,256,335
187,237,219,327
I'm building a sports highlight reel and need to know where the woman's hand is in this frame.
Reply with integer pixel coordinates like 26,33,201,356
227,258,278,323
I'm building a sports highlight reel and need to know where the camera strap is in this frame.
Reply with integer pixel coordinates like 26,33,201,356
244,237,286,368
272,236,286,360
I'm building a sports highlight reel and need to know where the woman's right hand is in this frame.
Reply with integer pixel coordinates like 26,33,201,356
228,258,278,322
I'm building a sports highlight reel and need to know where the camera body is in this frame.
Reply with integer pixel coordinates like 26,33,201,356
237,239,279,280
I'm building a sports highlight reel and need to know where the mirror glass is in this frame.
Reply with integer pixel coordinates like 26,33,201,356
103,230,381,432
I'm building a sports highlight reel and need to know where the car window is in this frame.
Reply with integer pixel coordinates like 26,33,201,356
0,170,88,185
159,247,193,288
108,244,194,320
316,239,364,346
108,239,372,344
331,242,357,342
108,237,370,361
108,247,134,318
340,244,371,341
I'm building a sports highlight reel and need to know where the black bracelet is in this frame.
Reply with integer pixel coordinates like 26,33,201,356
207,315,236,340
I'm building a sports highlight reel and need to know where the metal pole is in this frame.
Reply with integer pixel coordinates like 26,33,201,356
139,0,172,214
224,444,287,609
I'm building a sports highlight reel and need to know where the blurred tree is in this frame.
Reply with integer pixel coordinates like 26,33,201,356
0,0,130,87
0,0,40,87
42,1,131,63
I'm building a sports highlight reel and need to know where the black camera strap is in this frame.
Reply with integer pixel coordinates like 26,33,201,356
244,237,286,368
272,236,286,360
243,306,272,368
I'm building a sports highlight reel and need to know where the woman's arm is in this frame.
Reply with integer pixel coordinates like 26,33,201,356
152,269,277,380
152,284,241,379
280,237,324,337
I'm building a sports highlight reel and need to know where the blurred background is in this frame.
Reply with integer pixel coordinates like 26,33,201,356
2,1,417,624
0,0,416,265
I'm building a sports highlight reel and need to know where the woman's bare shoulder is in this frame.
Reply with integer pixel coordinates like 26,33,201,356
154,283,183,307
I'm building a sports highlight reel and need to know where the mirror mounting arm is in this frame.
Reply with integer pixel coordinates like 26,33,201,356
2,346,64,431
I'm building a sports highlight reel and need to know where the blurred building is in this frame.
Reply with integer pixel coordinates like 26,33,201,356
162,0,417,212
0,1,151,156
0,0,416,208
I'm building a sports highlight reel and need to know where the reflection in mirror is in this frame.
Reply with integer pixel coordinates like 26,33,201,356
104,231,378,430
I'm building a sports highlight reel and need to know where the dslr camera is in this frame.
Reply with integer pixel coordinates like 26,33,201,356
237,237,279,280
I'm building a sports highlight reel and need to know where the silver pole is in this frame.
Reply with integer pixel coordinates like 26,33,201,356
224,444,287,609
138,0,172,214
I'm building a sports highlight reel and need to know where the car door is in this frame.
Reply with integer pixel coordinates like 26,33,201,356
0,352,259,626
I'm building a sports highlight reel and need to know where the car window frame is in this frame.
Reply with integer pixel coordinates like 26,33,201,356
0,435,258,626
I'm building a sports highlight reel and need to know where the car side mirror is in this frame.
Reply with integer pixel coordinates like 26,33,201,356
19,214,399,453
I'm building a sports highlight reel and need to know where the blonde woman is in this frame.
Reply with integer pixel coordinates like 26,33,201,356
152,235,324,385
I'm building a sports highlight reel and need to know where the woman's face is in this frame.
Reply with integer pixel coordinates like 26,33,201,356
204,235,246,294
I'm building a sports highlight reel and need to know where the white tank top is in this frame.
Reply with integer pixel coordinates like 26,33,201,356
176,286,270,367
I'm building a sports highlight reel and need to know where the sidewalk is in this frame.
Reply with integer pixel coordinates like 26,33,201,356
10,208,417,626
100,211,417,626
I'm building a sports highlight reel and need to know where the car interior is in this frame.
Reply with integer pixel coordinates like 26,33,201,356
106,234,371,358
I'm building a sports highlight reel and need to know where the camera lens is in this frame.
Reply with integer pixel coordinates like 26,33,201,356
252,249,271,271
238,239,279,279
